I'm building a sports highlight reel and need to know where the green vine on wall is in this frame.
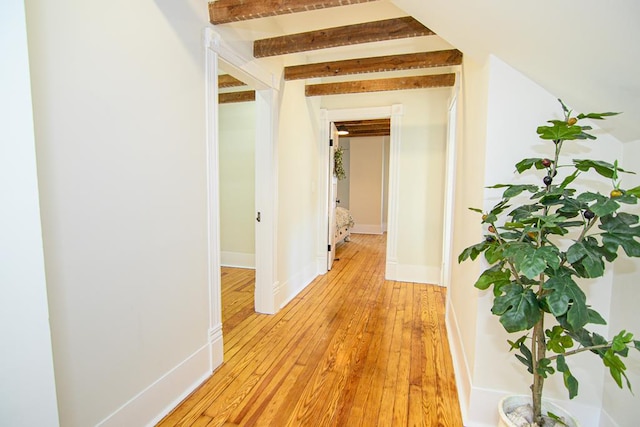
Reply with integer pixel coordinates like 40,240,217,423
334,147,346,180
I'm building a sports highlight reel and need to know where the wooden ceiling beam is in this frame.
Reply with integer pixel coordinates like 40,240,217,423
218,74,246,88
336,119,390,137
305,73,455,96
254,17,434,58
219,90,256,104
285,49,462,80
345,129,390,137
209,0,380,25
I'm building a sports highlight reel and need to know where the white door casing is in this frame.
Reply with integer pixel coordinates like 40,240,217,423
318,105,403,278
204,28,280,372
327,123,338,270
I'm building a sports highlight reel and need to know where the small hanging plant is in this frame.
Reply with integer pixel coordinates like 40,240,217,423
334,147,346,180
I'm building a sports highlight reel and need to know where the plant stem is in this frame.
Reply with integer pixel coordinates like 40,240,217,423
531,315,546,425
546,343,612,361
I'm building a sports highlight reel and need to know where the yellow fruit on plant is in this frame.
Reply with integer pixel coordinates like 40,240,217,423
567,117,578,125
611,189,623,198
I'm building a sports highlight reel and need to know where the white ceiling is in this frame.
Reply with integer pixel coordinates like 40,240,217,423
213,0,640,142
393,0,640,143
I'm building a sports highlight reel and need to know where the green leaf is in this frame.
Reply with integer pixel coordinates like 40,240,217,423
576,111,620,120
557,355,579,399
587,308,607,326
492,283,541,333
626,186,640,198
474,264,512,291
537,122,583,140
515,158,547,173
543,272,588,330
566,239,606,278
521,246,561,279
485,243,504,265
515,342,534,373
574,159,629,179
559,170,579,189
468,207,484,214
508,335,528,351
603,349,629,389
459,241,489,263
600,213,640,257
537,358,555,378
509,204,543,222
546,325,574,354
503,184,540,199
589,197,620,217
612,330,635,352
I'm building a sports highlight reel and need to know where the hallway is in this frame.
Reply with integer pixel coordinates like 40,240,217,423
158,233,462,426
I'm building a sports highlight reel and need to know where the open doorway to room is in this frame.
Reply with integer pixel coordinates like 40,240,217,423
322,106,402,279
217,61,257,335
330,120,391,267
204,30,280,370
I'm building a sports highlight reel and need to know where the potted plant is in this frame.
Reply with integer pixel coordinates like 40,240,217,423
459,100,640,426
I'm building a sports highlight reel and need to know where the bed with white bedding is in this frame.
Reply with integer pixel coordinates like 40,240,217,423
334,206,355,245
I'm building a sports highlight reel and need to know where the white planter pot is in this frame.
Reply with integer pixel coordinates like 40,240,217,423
498,395,580,427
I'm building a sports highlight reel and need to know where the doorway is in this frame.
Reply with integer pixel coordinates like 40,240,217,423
205,28,279,370
217,61,257,331
320,105,403,280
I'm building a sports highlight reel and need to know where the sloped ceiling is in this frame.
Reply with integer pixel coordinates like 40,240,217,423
392,0,640,142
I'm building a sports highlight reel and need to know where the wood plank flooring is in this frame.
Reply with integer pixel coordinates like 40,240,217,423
158,233,463,426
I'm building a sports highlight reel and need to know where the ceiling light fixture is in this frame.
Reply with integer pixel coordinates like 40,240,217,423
336,125,349,136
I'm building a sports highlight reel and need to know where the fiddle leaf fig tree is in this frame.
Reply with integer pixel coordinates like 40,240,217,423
459,100,640,425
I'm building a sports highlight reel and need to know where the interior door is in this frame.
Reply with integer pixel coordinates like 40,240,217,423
327,123,339,270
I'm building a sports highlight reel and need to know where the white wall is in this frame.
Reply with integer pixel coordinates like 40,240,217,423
219,101,256,268
601,140,640,427
321,88,451,284
276,79,323,303
392,0,640,142
25,1,211,425
349,136,385,234
448,55,638,427
1,1,59,424
446,54,490,422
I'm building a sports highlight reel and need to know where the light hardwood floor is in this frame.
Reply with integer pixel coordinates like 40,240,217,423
158,233,463,426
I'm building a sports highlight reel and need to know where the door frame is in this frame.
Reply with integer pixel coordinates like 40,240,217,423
318,105,403,278
204,28,280,371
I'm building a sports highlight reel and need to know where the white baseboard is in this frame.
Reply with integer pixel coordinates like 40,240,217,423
351,223,384,234
278,260,318,309
446,299,472,426
385,261,441,284
96,343,211,427
220,251,255,269
209,324,224,371
599,409,619,427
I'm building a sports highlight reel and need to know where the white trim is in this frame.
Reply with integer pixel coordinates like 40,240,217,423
385,104,404,280
317,109,331,276
204,28,277,91
204,29,223,373
205,27,280,318
96,344,211,427
277,261,318,309
220,251,255,269
208,324,224,370
446,297,472,426
384,263,441,285
440,76,459,289
254,88,279,314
